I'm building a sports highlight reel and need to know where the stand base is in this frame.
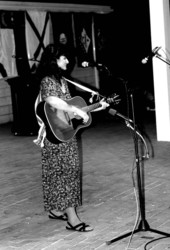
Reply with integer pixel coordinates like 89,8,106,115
106,219,170,245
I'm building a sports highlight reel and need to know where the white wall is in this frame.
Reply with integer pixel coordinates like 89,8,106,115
149,0,170,141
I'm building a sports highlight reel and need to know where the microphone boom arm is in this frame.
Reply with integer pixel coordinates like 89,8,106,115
125,121,149,159
155,54,170,66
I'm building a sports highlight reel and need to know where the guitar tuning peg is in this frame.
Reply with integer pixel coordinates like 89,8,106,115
89,93,95,103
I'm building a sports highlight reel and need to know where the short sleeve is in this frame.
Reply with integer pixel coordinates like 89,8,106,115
40,77,59,100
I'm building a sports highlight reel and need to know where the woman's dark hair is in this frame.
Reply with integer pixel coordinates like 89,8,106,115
36,43,70,80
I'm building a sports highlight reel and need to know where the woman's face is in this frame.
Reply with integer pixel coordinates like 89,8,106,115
57,55,69,70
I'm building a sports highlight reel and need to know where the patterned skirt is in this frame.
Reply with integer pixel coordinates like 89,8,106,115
41,137,81,212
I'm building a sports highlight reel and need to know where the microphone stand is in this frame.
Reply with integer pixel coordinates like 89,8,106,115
106,93,170,246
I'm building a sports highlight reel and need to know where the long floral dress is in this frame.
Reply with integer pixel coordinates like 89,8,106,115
40,76,81,212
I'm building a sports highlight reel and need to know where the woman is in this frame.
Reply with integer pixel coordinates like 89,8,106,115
34,44,109,232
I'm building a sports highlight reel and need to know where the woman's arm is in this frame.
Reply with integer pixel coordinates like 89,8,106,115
45,96,89,123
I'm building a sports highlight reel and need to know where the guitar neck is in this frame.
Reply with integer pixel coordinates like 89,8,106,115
82,102,102,113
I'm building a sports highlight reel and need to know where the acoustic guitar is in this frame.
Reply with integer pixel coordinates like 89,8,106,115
36,95,118,143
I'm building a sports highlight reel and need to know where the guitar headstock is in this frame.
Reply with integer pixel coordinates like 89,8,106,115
106,93,121,106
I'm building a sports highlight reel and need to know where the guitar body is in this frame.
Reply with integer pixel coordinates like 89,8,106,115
37,96,92,143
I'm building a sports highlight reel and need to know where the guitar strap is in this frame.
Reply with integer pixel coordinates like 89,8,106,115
33,93,46,147
63,77,100,103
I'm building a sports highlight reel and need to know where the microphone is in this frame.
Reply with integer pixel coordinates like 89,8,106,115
141,46,161,64
81,61,103,68
108,108,133,123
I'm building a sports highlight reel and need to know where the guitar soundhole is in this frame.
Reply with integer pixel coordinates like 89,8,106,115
72,117,83,129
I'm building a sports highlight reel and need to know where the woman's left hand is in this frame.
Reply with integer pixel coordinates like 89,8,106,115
99,98,110,110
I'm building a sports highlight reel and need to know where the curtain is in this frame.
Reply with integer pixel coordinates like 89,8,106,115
74,13,93,66
0,29,17,78
25,11,52,71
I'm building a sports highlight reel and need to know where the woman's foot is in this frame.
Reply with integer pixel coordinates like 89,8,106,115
48,210,67,221
65,207,93,232
66,221,93,232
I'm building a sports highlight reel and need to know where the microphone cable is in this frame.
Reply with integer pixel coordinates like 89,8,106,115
125,158,141,250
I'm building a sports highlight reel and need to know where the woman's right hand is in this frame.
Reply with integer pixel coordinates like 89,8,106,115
72,107,89,123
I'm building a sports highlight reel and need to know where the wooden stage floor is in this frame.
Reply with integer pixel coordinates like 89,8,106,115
1,112,170,250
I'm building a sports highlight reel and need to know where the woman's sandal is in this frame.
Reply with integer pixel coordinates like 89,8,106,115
49,211,68,221
66,221,93,232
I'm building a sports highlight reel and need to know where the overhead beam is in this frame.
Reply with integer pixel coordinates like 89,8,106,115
0,1,113,13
